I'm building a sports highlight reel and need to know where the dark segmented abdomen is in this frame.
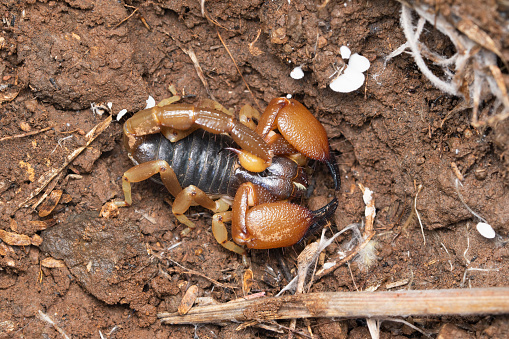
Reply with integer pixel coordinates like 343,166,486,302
128,131,238,196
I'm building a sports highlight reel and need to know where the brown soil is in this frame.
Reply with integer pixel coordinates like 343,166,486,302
1,0,508,338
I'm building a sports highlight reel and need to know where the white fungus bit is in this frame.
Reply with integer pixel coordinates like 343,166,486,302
476,222,496,239
329,52,371,93
340,45,351,59
116,109,128,121
362,187,373,205
348,53,371,73
145,95,156,109
329,67,365,93
290,66,305,80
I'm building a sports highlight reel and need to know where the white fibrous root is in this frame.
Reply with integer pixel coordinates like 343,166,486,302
387,3,509,126
454,179,496,239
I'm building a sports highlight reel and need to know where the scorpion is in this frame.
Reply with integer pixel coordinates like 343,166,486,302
112,96,340,262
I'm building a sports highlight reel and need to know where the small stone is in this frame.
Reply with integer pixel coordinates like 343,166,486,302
317,36,327,48
270,27,288,44
474,168,487,180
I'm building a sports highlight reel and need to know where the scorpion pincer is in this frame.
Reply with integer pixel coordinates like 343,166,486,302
112,97,340,261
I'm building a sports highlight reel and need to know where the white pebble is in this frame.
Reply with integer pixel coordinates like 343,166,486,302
290,66,304,80
349,53,370,73
329,67,365,93
116,109,128,121
286,94,293,99
476,222,496,239
145,95,156,109
340,46,351,59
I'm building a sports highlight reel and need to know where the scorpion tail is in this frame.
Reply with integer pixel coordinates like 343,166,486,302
324,148,341,192
303,197,339,239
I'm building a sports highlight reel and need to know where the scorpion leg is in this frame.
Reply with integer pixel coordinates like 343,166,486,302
115,160,181,207
160,126,198,143
231,182,338,249
238,104,261,131
256,97,341,190
212,211,248,263
172,186,229,236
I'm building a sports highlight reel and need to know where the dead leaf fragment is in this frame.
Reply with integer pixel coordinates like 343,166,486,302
20,121,31,132
60,193,72,204
243,268,254,295
19,161,35,182
0,242,12,256
456,19,504,62
30,220,51,231
270,27,288,44
100,201,119,218
0,229,31,246
178,285,199,315
31,234,43,246
38,189,63,217
0,90,19,104
41,257,66,268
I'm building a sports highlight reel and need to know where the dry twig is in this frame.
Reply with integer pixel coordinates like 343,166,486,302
0,126,52,142
158,287,509,324
168,259,238,290
114,7,138,28
215,29,262,111
181,47,216,102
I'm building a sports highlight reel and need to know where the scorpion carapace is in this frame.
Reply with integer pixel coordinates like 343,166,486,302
111,97,340,260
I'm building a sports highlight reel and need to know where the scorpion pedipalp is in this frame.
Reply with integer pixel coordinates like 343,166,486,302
229,182,337,249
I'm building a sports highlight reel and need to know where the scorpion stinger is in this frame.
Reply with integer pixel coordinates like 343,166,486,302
304,197,339,240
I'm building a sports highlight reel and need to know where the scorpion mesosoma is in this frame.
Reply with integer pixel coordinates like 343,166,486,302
113,97,340,260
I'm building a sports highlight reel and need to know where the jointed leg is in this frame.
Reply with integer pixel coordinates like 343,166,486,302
115,160,182,207
172,185,228,236
212,211,248,264
239,104,261,131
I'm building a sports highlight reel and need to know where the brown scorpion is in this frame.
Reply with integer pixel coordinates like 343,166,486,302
111,97,340,262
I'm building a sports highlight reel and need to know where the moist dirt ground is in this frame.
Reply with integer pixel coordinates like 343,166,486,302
1,0,509,338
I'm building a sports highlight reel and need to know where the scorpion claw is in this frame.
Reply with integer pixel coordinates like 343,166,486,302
258,98,341,190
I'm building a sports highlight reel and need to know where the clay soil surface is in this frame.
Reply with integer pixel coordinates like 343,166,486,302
1,0,509,338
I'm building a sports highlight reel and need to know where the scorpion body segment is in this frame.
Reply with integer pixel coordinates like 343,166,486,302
126,131,240,197
125,130,310,201
112,97,340,260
